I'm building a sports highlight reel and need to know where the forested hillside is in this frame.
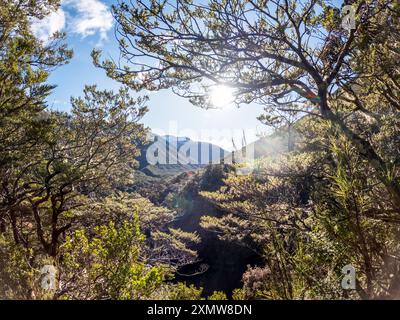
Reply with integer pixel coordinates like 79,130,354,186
1,0,399,300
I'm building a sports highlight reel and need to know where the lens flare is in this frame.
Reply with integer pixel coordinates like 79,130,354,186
210,85,234,108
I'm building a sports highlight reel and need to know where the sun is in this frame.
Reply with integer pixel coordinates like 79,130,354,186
210,85,234,108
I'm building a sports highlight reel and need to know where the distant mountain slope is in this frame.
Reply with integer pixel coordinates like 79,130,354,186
136,126,293,177
136,134,229,177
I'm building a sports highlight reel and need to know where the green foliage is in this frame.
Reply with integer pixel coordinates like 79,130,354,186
0,0,72,216
2,0,400,301
201,124,400,299
59,216,165,300
199,165,231,192
0,234,35,299
1,85,148,257
78,192,200,269
160,283,203,300
207,291,228,300
231,288,246,300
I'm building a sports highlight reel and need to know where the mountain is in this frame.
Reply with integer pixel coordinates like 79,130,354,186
136,134,229,177
136,129,292,177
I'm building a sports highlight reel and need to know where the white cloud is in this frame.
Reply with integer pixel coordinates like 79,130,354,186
64,0,113,40
31,8,66,42
31,0,113,42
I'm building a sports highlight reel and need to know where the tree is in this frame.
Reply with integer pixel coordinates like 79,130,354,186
3,86,148,257
94,0,400,208
77,192,201,269
200,119,400,299
0,0,72,233
200,153,316,299
58,215,165,300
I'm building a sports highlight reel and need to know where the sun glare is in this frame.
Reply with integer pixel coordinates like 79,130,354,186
210,85,234,108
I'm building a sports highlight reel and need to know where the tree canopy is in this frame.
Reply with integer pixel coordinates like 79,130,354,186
95,0,400,208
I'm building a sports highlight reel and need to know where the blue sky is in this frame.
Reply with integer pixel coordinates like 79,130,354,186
31,0,268,151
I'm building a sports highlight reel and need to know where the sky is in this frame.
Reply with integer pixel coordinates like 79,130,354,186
31,0,268,151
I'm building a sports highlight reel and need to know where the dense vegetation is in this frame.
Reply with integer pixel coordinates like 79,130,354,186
1,0,399,300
